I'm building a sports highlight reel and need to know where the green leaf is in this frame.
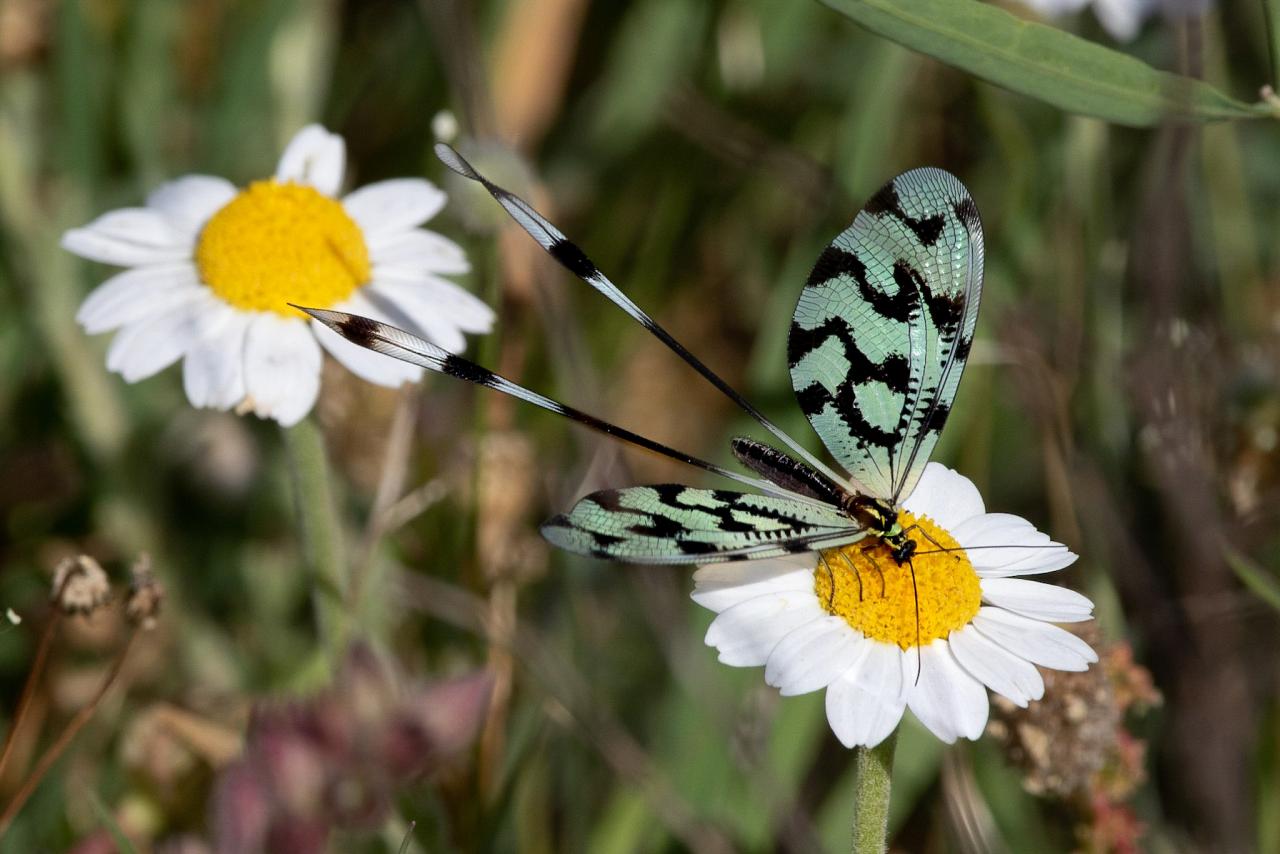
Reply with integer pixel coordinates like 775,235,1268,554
820,0,1271,126
1225,548,1280,614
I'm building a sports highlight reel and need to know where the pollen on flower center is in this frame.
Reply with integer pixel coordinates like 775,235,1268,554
814,511,981,649
196,180,370,318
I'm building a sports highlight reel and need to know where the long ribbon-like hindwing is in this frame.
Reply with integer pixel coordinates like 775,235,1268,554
297,307,820,503
434,143,858,494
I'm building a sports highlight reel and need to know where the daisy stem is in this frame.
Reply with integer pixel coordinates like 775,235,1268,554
283,419,349,661
850,728,898,854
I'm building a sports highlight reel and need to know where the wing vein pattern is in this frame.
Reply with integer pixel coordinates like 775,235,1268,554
787,168,984,504
542,485,867,564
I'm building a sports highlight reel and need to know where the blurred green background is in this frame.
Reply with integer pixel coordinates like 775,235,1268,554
1,0,1278,851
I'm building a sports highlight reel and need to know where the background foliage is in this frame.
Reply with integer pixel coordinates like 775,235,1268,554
1,0,1278,851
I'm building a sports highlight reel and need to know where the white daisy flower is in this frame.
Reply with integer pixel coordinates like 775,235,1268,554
63,124,494,427
691,462,1097,748
1017,0,1159,42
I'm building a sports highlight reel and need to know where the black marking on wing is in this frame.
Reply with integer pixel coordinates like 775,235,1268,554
629,514,686,538
924,291,964,335
548,238,599,280
650,485,765,535
865,183,946,247
806,247,916,324
920,400,952,435
891,260,926,303
806,245,863,287
590,490,628,512
336,314,381,348
953,197,981,230
542,514,625,553
786,316,911,395
653,485,814,533
677,540,719,555
794,382,899,449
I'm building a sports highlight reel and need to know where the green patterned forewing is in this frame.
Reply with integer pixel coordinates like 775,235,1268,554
787,168,984,503
541,485,866,564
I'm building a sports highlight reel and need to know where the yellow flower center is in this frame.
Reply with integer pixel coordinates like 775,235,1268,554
195,180,370,318
814,511,981,649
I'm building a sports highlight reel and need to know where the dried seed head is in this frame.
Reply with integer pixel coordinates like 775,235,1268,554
988,626,1158,804
988,623,1117,798
51,555,111,616
125,553,164,630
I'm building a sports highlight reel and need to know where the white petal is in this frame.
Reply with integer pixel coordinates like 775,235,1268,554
980,578,1094,623
1019,0,1091,15
953,512,1076,577
764,616,866,696
183,307,250,409
77,264,204,334
275,125,345,197
854,640,907,701
342,179,447,234
243,314,322,427
947,625,1044,707
824,640,906,748
901,462,985,530
368,228,470,275
704,592,825,668
313,292,424,387
971,607,1098,672
105,294,209,382
691,556,816,614
906,641,989,743
146,175,237,235
62,208,193,265
370,272,494,333
363,280,468,353
974,548,1077,578
1092,0,1150,41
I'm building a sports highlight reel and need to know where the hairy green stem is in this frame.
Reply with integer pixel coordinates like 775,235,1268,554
283,419,348,660
851,729,898,854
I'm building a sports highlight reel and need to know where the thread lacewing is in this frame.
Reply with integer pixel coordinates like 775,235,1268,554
299,144,984,576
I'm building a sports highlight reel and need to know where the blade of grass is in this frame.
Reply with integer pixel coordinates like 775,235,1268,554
1225,547,1280,614
820,0,1271,125
85,790,141,854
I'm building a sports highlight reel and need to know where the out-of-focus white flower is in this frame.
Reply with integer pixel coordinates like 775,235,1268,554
1018,0,1159,42
692,463,1097,748
64,125,494,427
